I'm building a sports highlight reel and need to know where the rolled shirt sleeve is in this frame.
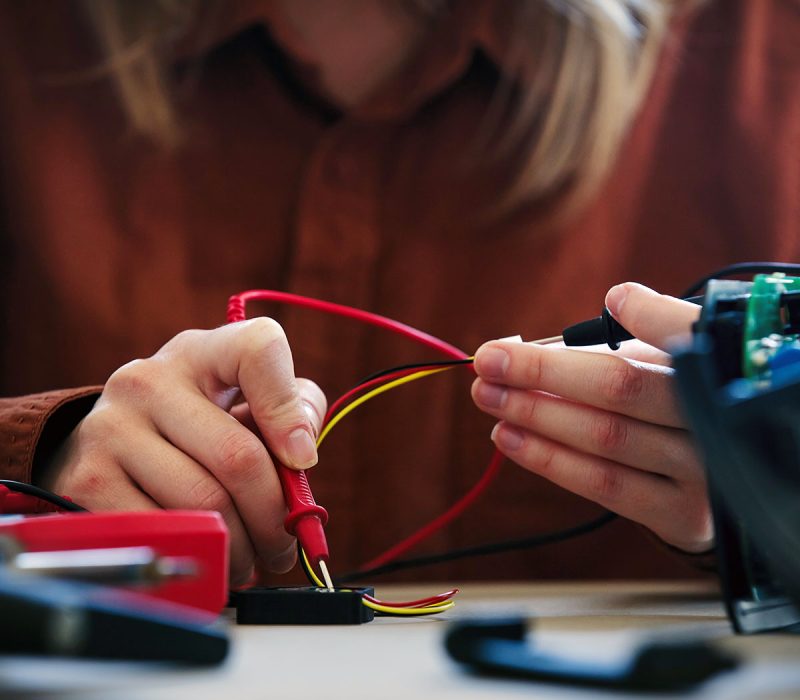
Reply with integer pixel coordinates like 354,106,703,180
0,387,102,484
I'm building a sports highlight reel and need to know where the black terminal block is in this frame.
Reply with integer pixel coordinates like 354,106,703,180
231,587,375,625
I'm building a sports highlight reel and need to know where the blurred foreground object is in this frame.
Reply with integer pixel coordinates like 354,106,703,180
674,274,800,633
0,509,230,664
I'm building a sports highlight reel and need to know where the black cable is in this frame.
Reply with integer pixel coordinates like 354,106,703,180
297,544,319,587
0,479,87,512
335,511,619,583
335,264,796,583
565,261,800,350
682,262,800,297
353,358,474,387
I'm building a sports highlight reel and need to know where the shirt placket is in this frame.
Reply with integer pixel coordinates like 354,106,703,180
285,122,383,371
281,123,384,560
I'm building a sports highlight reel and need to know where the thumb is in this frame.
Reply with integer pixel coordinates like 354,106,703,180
295,378,327,439
181,318,319,470
605,282,701,353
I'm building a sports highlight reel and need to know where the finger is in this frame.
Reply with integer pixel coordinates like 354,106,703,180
53,458,159,512
253,546,298,580
296,378,327,438
171,320,318,470
233,379,326,438
614,342,672,366
572,339,673,367
259,544,298,575
473,342,686,428
472,380,702,480
605,283,701,352
150,388,295,570
117,431,256,585
41,411,160,511
488,421,693,541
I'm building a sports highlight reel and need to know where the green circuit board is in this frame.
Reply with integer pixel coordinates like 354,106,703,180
743,273,800,379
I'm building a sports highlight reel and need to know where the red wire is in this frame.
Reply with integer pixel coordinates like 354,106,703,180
227,290,467,359
358,449,506,571
361,588,459,608
324,364,461,424
227,290,505,569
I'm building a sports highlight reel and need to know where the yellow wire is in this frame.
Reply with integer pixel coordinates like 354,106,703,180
317,366,459,447
301,548,325,587
301,359,469,615
361,599,455,615
301,550,455,615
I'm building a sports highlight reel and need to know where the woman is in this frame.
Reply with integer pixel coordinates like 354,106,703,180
0,0,797,584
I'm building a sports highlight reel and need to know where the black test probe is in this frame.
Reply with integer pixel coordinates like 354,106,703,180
562,296,704,349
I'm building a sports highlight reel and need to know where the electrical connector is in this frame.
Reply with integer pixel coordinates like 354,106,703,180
231,586,375,625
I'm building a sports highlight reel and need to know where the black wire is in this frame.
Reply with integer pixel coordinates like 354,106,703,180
0,479,87,512
335,511,619,584
330,263,773,583
353,358,474,388
296,544,319,586
329,263,792,585
682,262,800,297
298,544,335,590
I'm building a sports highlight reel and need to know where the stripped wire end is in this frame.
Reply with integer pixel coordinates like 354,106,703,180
318,559,334,591
361,594,456,616
361,588,458,616
300,548,457,617
533,334,563,345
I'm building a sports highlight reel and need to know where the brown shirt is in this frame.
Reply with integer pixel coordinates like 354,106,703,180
1,1,798,581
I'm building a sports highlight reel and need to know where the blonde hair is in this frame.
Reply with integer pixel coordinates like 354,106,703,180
81,0,685,215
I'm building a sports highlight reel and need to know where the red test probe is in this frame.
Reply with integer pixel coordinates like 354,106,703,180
226,292,334,590
277,464,334,590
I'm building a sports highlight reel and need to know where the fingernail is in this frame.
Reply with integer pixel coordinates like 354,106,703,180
286,428,318,469
474,381,507,409
302,400,320,439
605,284,628,318
475,346,510,379
491,423,524,451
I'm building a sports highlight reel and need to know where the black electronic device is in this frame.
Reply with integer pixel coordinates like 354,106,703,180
443,266,800,694
0,569,229,664
231,586,375,625
673,275,800,633
444,617,738,691
564,267,800,634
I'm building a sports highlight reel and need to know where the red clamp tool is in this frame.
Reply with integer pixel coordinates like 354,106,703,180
1,483,229,614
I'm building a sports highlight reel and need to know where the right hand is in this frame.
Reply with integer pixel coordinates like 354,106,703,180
39,318,326,586
471,284,712,554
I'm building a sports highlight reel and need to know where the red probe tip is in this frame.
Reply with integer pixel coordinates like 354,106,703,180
277,464,331,585
294,515,330,567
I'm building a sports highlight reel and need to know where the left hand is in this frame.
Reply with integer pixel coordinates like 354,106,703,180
471,283,713,553
39,320,326,586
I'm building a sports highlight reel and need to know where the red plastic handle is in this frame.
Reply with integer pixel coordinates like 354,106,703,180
0,485,67,514
277,465,330,565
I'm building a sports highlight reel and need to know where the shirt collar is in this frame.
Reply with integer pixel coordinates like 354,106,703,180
175,0,510,122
